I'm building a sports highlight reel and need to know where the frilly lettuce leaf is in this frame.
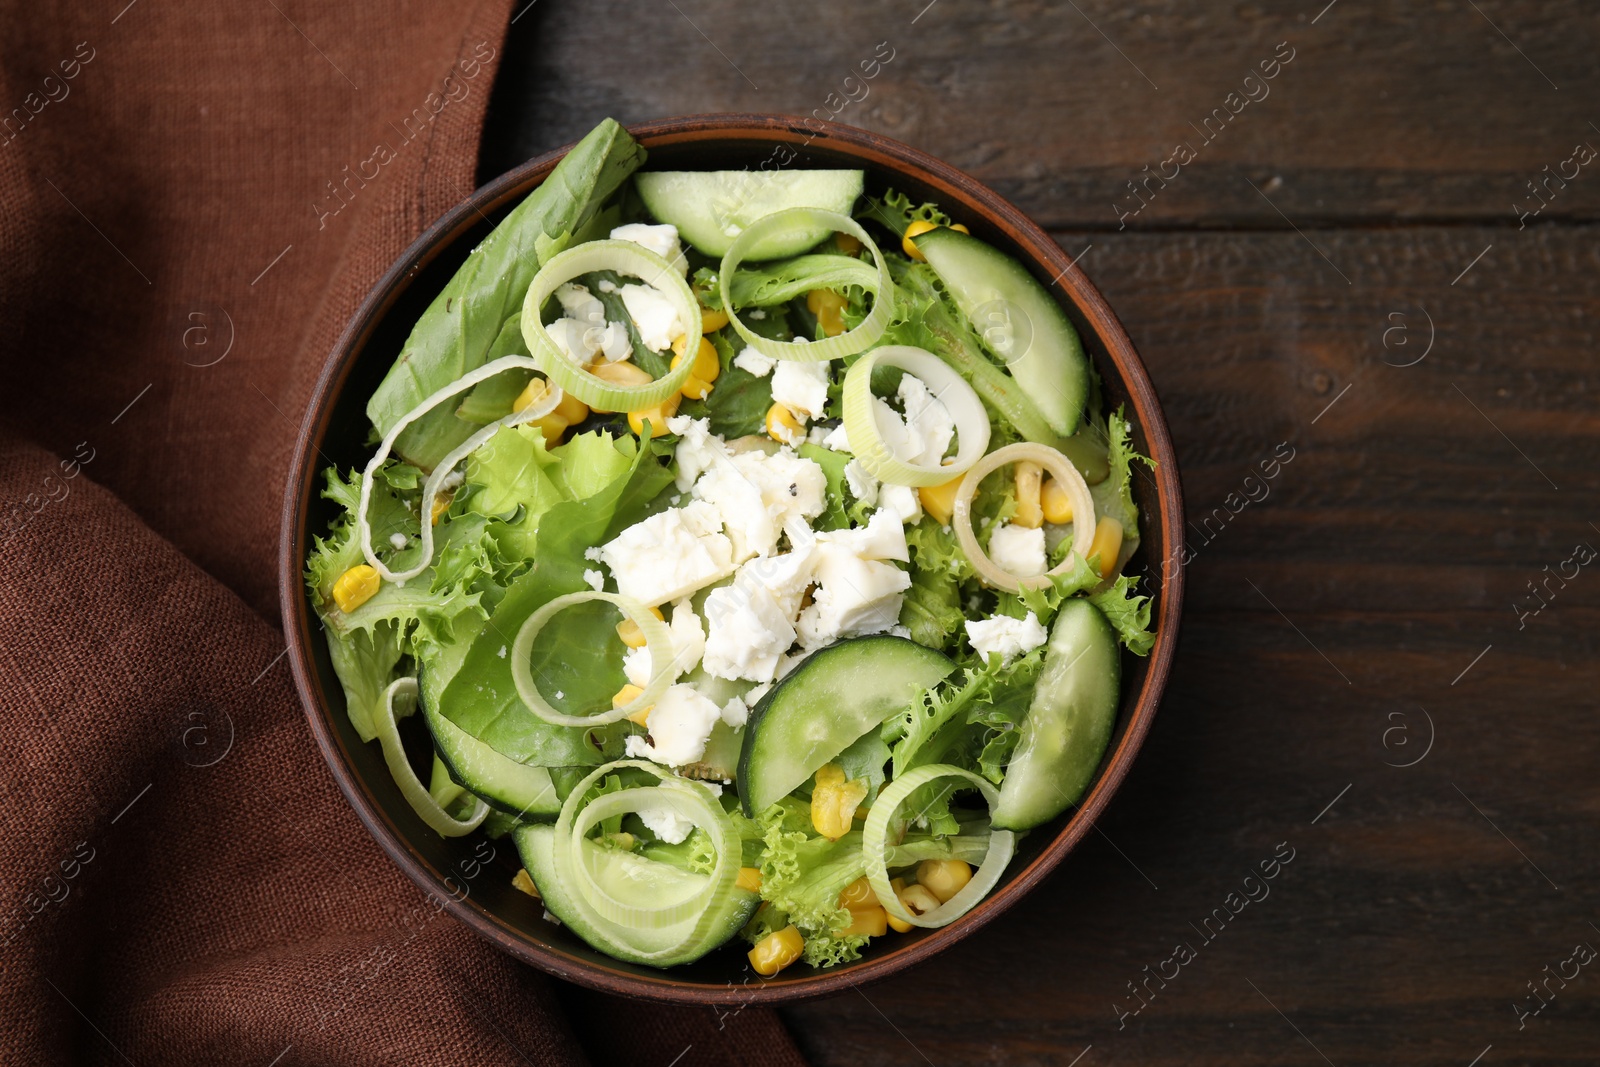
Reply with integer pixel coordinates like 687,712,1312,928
1090,574,1156,656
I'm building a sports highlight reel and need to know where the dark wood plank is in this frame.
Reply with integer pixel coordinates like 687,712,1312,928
483,0,1600,228
777,225,1600,1065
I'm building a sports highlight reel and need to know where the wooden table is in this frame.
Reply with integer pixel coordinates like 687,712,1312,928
490,3,1599,1063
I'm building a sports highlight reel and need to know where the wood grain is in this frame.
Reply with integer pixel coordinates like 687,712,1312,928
490,3,1600,1063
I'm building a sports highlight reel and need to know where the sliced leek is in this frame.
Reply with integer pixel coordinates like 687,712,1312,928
511,591,674,727
952,442,1096,593
841,345,990,487
376,678,489,837
862,764,1014,929
521,240,701,409
719,208,890,362
357,355,563,584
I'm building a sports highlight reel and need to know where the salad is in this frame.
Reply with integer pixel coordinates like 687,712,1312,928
306,117,1155,976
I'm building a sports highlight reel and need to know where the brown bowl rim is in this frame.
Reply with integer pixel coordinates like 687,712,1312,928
278,113,1185,1005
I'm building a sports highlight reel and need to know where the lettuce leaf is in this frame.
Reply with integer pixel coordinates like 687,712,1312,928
1090,574,1156,656
756,813,864,937
899,566,965,650
727,254,878,307
367,118,647,469
1088,406,1152,572
437,436,674,766
860,188,954,239
470,429,638,560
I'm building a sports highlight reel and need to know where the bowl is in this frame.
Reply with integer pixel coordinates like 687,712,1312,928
279,114,1184,1004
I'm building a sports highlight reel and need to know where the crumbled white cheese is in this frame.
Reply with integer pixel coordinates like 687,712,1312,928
388,532,408,550
583,568,605,591
821,422,852,453
796,511,912,648
873,373,955,467
702,544,818,683
880,483,923,525
988,522,1047,577
748,309,766,320
745,682,773,705
597,278,618,294
599,501,734,606
733,348,775,377
966,611,1048,664
623,684,723,767
667,415,725,492
844,459,879,506
584,546,603,562
609,222,688,274
771,360,830,421
439,468,466,492
623,599,706,688
635,802,695,844
720,696,749,729
497,645,507,659
692,448,826,562
619,283,685,352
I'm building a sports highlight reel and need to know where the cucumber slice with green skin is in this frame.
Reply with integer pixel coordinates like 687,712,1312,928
512,823,760,967
424,702,563,818
916,226,1090,438
990,598,1120,831
636,170,864,259
737,636,956,816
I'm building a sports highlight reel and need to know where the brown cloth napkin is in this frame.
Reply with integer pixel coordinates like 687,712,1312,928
0,2,808,1064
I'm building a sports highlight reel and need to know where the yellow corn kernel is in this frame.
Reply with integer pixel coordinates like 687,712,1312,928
431,491,454,526
511,377,552,414
587,359,654,412
613,684,652,725
555,391,590,426
736,867,764,893
671,335,721,399
902,219,940,261
886,878,914,932
1087,516,1124,580
915,859,973,903
897,883,942,923
699,307,730,333
1041,476,1073,525
615,605,664,648
511,377,573,443
748,925,805,977
331,565,380,613
603,831,636,850
842,906,889,938
805,288,848,337
628,392,682,436
765,402,804,445
837,876,880,912
951,223,971,235
811,764,869,840
917,477,963,526
1013,460,1043,529
835,232,863,255
511,868,541,899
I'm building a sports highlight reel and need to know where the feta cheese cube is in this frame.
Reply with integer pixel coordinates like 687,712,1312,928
623,598,706,686
872,373,955,467
693,449,826,562
988,521,1047,577
733,348,775,377
609,222,688,274
619,283,685,352
844,459,879,507
701,543,818,683
622,683,723,767
668,415,726,492
818,507,908,563
797,547,910,649
771,360,830,421
583,568,605,591
880,483,923,525
965,611,1048,664
599,501,734,606
635,802,695,844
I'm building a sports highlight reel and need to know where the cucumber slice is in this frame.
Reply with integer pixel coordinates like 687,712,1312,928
916,226,1090,437
990,598,1120,831
737,636,955,816
424,703,562,818
636,169,864,259
512,823,760,967
419,633,562,818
